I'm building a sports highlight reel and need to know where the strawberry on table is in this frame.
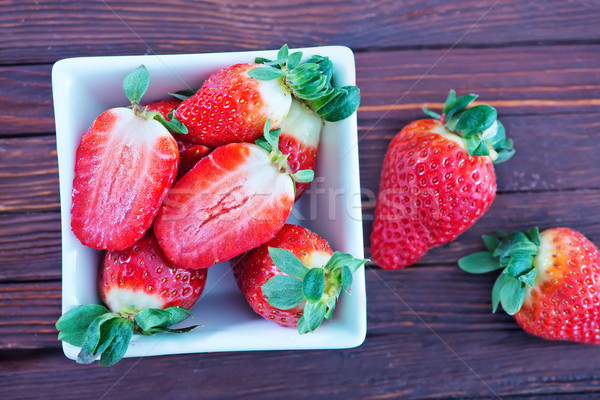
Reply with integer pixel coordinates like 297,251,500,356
144,98,211,178
56,232,207,366
278,97,323,199
233,224,367,333
175,44,360,147
370,90,515,270
154,121,314,270
459,227,600,345
71,66,183,251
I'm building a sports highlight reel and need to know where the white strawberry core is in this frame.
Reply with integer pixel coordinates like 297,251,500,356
279,97,323,147
254,75,292,127
431,121,467,150
302,251,333,269
523,230,555,305
109,107,172,146
103,288,163,313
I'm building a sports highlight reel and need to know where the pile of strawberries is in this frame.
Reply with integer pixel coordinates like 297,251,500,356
56,45,366,366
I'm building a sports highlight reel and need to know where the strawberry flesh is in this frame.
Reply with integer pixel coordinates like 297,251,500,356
71,108,178,250
100,231,207,312
154,142,295,269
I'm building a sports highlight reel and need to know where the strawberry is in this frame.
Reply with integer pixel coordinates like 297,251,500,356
154,121,314,270
370,90,515,269
278,97,322,199
459,227,600,345
232,224,367,333
144,98,212,178
71,66,181,251
175,44,360,147
56,232,207,366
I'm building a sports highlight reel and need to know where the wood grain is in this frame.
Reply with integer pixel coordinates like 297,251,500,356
0,136,59,212
2,45,600,136
1,331,600,400
2,0,600,65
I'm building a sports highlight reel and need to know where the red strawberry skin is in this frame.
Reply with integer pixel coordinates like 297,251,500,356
144,99,211,177
232,224,333,327
154,142,295,269
100,232,207,312
278,98,322,199
71,108,179,251
515,228,600,344
175,63,291,147
371,119,496,269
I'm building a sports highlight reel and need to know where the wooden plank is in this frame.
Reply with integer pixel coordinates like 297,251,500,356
2,1,600,65
1,111,599,211
2,330,600,400
1,188,599,282
2,45,600,136
0,212,61,281
0,136,59,212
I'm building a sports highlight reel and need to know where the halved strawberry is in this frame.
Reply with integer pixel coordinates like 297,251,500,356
56,232,207,366
175,45,360,148
71,66,179,251
278,97,322,199
144,98,211,178
233,224,367,333
154,121,313,269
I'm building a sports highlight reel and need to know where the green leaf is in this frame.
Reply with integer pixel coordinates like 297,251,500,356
302,268,325,303
94,318,122,356
76,313,120,364
56,304,110,347
297,300,328,334
498,274,526,315
262,275,305,310
312,86,360,122
98,319,134,367
168,89,196,101
247,66,286,81
458,252,502,274
422,106,440,119
324,295,338,320
445,93,478,121
122,65,150,105
494,148,515,164
144,325,199,334
519,266,537,287
155,114,189,135
304,55,333,83
525,227,541,246
287,52,303,70
455,105,497,136
268,247,309,279
482,235,500,253
324,251,368,273
341,266,353,292
471,139,490,156
491,273,509,313
293,169,314,183
277,44,289,63
493,232,538,259
135,308,169,331
261,120,280,151
442,89,456,115
255,136,272,152
505,253,534,278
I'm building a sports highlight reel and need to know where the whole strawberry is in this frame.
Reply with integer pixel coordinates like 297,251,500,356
278,97,322,199
233,224,367,333
371,90,515,269
71,66,182,251
154,121,314,270
175,44,360,147
459,227,600,345
56,232,207,366
144,98,211,178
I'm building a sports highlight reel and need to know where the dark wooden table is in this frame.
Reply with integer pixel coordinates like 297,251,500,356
2,1,600,398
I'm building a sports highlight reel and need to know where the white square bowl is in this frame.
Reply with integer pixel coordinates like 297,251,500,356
52,46,366,360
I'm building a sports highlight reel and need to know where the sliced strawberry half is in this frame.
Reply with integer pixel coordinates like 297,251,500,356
278,97,322,199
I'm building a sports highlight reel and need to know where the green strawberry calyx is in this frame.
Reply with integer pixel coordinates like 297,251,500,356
261,248,368,334
458,227,541,315
255,119,314,184
55,304,198,366
122,65,189,135
247,44,361,123
422,89,515,164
